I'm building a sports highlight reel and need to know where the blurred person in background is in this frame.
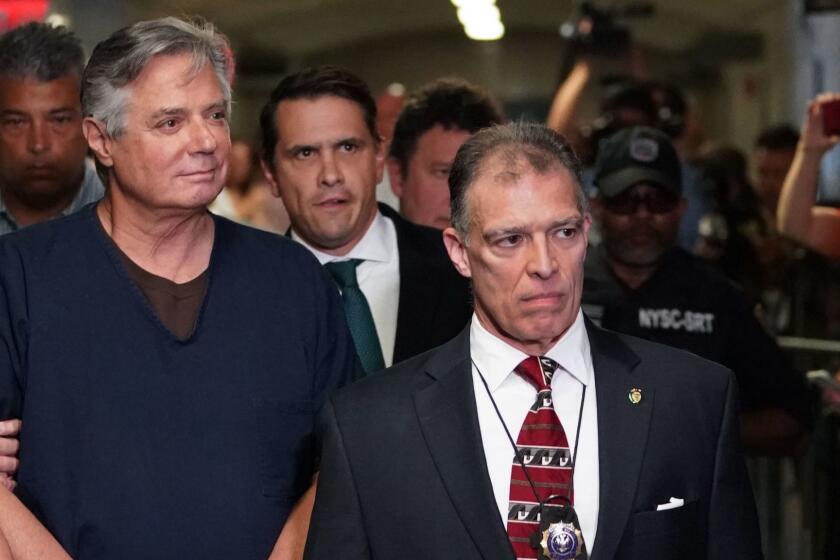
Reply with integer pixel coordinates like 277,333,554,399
693,145,768,303
546,52,710,251
777,94,840,261
387,77,504,230
209,137,257,223
583,126,810,457
0,22,103,236
754,124,799,216
210,138,290,233
259,66,471,375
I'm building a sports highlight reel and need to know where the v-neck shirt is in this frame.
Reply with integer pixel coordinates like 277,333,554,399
0,203,357,558
113,242,208,341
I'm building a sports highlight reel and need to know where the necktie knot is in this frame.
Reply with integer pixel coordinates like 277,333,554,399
325,259,362,288
515,356,559,391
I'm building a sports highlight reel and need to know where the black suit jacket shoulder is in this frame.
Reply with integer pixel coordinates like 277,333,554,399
305,321,762,560
379,203,472,364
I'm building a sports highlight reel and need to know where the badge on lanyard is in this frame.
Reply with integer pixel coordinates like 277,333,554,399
530,504,588,560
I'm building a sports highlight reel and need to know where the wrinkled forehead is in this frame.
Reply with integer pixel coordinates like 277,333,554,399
475,145,564,186
466,153,580,227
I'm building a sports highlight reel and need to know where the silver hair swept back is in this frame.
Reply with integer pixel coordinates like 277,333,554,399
81,16,232,139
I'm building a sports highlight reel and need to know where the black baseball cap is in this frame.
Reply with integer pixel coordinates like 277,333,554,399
593,126,682,197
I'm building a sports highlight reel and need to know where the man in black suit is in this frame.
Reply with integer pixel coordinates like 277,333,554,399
305,122,762,559
260,66,471,373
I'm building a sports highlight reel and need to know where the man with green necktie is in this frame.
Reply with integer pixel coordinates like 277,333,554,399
260,66,472,374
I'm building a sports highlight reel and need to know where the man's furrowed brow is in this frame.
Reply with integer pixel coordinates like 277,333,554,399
483,225,528,240
203,100,227,113
149,106,187,119
552,216,584,229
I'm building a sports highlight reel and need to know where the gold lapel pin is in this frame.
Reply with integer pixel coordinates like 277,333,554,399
628,388,643,405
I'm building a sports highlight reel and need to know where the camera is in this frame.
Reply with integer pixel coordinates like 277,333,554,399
559,1,654,56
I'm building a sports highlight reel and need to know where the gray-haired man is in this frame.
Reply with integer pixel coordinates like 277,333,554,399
0,17,355,559
0,22,103,236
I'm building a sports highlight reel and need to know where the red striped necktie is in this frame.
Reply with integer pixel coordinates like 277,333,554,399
506,356,573,559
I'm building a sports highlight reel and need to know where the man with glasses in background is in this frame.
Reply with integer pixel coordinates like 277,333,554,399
583,126,811,457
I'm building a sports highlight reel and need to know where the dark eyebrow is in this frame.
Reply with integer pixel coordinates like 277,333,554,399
332,136,365,148
285,143,318,156
48,107,80,115
483,216,584,241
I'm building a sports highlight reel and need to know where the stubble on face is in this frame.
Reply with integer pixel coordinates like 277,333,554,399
269,96,383,256
0,74,87,208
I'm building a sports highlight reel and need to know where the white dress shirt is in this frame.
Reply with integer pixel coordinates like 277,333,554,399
470,309,600,550
292,211,401,367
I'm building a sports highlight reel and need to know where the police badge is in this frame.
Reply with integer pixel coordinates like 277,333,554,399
539,520,584,560
529,504,588,560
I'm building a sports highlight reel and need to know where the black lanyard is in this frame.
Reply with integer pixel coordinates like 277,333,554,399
472,357,586,508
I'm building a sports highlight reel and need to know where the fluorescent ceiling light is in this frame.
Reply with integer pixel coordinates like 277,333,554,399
450,0,496,8
464,19,505,41
457,5,501,27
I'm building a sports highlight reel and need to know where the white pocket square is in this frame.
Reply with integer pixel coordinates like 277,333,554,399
656,497,684,511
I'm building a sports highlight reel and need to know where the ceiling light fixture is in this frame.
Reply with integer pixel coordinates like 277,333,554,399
450,0,504,41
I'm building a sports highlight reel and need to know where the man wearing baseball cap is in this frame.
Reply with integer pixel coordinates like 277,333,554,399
583,126,810,457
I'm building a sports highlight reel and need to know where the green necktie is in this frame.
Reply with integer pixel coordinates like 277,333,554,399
324,259,386,374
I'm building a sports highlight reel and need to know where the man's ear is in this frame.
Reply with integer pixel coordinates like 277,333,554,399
386,157,404,198
83,118,114,170
442,227,472,279
260,159,282,199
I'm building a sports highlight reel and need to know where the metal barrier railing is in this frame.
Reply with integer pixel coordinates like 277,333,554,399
755,337,840,560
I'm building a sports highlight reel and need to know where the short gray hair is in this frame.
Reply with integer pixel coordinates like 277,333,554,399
82,16,231,139
448,121,587,242
0,22,84,83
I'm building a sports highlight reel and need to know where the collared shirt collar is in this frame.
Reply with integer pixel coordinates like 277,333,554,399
292,209,390,265
470,308,592,393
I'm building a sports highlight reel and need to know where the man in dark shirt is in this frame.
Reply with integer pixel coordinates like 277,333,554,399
0,18,355,558
583,126,810,456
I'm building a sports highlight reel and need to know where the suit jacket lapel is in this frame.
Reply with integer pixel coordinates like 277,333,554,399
414,328,514,560
586,322,654,560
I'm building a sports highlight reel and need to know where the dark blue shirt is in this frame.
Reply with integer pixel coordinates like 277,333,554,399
0,205,356,559
582,247,810,424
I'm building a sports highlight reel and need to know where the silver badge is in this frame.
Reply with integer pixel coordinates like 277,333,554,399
540,521,584,560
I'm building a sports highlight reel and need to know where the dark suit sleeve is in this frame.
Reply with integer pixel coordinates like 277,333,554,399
707,373,763,559
304,399,371,560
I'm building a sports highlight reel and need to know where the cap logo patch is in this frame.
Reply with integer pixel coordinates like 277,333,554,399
629,138,659,162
